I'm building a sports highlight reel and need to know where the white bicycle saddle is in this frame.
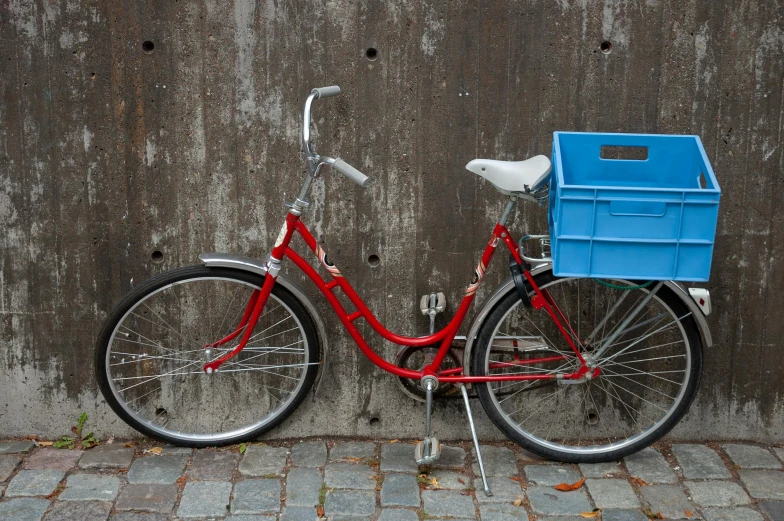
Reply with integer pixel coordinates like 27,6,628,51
466,155,552,195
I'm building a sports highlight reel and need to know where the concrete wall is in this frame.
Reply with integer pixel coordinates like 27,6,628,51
1,0,783,442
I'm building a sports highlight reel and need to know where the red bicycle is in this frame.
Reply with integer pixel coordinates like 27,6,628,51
96,86,711,495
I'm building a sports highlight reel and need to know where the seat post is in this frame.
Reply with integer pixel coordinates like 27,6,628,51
498,196,518,226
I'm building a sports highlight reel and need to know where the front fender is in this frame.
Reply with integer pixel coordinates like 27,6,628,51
463,264,714,376
199,253,330,395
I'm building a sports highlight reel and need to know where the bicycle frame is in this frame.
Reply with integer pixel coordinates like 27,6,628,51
203,209,593,384
201,86,594,383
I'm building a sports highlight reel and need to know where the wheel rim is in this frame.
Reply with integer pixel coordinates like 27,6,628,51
104,276,312,444
483,277,693,456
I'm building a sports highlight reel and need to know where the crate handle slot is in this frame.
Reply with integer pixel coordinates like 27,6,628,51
609,200,666,217
600,145,649,161
698,171,706,189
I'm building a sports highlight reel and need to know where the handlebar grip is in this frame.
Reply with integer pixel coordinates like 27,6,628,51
312,86,341,99
333,159,371,187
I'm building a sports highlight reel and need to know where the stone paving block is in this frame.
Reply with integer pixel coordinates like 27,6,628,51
600,509,650,521
324,489,376,517
623,448,677,484
478,503,527,521
759,500,784,520
427,470,471,490
432,446,466,468
377,508,420,521
524,465,582,486
0,441,36,454
724,444,781,469
471,446,518,477
0,454,22,481
474,476,524,504
286,467,322,507
160,446,193,455
329,442,375,462
238,445,289,476
380,443,417,473
225,516,273,521
6,469,65,497
672,443,731,479
702,507,765,521
25,449,82,471
585,478,639,509
78,445,134,470
422,489,476,518
380,473,419,507
739,469,784,500
526,487,592,516
231,478,281,514
114,484,178,512
638,484,696,519
578,461,622,478
325,463,376,489
0,497,51,521
280,506,320,521
59,473,121,501
188,449,239,481
291,441,328,468
686,480,751,507
127,455,187,484
110,513,169,521
43,500,112,521
177,481,233,518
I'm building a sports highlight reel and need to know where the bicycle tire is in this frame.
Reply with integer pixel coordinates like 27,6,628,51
471,269,702,463
95,265,320,447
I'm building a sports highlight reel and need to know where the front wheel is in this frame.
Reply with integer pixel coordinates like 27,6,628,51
95,266,320,446
471,270,703,463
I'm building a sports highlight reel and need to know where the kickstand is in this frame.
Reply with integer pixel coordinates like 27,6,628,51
458,384,493,497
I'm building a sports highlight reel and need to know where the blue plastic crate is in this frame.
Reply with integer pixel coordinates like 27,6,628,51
549,132,720,282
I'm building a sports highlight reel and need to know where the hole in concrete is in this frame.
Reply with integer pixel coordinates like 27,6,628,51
369,417,381,427
151,250,164,263
586,410,600,426
600,40,612,54
142,40,156,53
366,47,378,61
368,254,380,267
155,408,168,422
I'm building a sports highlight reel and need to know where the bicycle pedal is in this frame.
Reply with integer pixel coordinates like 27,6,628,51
414,437,441,465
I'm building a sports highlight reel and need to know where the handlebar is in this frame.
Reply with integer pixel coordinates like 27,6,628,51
311,86,341,98
302,86,371,189
331,158,371,187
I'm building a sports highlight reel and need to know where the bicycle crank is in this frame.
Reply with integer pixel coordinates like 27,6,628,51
394,346,461,402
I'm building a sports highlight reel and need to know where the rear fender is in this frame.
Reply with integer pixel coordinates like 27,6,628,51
463,264,713,376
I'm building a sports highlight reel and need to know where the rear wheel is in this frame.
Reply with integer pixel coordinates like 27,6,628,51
95,266,320,446
471,270,702,462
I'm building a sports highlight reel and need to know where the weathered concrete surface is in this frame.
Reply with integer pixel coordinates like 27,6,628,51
0,0,783,441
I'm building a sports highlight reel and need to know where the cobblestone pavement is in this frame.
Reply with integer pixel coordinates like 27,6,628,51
1,438,783,521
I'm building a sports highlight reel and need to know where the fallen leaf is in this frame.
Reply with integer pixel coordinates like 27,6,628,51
124,443,135,448
316,505,325,517
579,509,601,518
342,456,365,463
389,439,399,443
36,441,54,447
430,477,440,489
513,496,524,507
175,476,187,486
144,447,163,455
685,509,694,517
510,475,523,483
630,477,650,487
457,477,466,485
554,477,585,492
